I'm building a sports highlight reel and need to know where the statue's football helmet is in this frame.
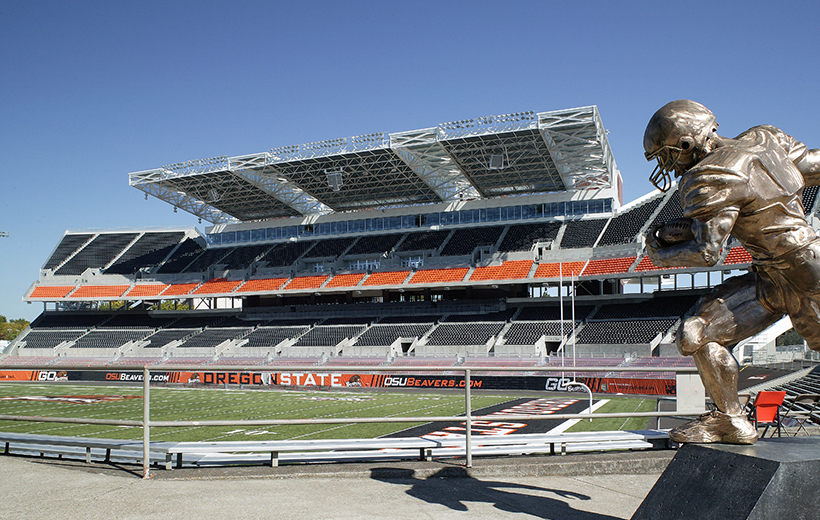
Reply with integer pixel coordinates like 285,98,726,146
644,100,718,192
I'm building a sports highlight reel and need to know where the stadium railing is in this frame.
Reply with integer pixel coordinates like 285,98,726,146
0,363,698,479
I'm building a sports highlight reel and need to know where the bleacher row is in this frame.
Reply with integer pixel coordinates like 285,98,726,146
8,295,701,362
29,243,757,300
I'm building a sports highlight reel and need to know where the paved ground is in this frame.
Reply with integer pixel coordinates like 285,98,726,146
0,450,672,519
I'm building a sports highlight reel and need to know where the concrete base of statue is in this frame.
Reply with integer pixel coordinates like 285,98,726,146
631,436,820,520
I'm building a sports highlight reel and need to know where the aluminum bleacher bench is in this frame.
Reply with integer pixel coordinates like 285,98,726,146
1,430,670,470
0,432,176,467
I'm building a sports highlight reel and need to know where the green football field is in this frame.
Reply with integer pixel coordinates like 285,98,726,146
0,382,656,442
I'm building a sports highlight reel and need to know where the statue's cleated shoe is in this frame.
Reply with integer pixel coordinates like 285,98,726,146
669,410,758,444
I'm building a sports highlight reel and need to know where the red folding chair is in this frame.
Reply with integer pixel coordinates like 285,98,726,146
748,391,787,438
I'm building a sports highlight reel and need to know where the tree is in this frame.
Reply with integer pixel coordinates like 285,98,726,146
0,315,30,342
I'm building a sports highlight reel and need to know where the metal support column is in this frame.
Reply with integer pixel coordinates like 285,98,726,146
143,366,151,479
465,369,472,468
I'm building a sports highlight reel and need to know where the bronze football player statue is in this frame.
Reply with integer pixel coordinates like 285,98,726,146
643,99,820,444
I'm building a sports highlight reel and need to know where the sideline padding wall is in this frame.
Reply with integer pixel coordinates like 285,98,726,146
1,369,675,395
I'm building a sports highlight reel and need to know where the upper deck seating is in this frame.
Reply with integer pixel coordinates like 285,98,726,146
396,230,451,252
597,196,663,246
155,238,206,274
497,222,562,252
345,234,403,256
259,241,317,267
181,247,234,273
43,233,95,270
56,233,139,275
104,231,185,274
440,226,504,256
302,237,356,259
803,185,819,213
217,243,276,270
647,189,683,229
559,219,606,249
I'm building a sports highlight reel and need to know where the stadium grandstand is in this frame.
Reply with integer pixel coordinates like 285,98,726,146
4,106,819,389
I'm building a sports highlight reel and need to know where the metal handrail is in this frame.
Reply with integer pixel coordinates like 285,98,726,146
0,363,698,478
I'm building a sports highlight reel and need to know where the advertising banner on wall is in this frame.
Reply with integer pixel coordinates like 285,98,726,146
0,370,676,396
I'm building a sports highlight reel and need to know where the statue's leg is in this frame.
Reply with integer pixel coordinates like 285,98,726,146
673,273,781,443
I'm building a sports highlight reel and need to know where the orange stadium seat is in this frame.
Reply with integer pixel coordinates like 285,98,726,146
193,278,242,295
723,246,753,265
284,275,328,290
70,285,130,298
470,260,533,281
409,267,469,284
324,272,365,288
362,270,411,286
125,284,169,298
635,255,685,272
29,285,75,299
533,261,585,279
235,278,288,293
162,282,199,296
583,257,637,276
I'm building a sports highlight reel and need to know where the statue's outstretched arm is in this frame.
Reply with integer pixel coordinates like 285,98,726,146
645,209,738,268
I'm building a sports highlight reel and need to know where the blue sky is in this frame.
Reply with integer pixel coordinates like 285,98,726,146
1,1,818,322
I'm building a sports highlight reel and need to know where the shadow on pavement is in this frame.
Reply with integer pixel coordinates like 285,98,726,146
371,467,622,520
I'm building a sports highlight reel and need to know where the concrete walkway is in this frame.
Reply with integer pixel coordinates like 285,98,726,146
0,451,672,519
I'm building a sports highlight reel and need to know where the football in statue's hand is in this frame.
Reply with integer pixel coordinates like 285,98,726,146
654,217,695,246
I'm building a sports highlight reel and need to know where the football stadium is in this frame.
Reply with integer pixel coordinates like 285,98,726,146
2,106,819,473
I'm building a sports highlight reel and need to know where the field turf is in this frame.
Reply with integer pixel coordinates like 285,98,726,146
0,383,656,442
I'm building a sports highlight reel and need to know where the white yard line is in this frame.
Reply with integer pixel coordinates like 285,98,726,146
545,399,610,434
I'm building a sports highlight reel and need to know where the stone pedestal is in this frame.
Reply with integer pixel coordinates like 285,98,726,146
632,436,820,520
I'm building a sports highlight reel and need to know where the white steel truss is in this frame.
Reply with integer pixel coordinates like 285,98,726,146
128,107,618,223
537,106,617,191
390,127,481,202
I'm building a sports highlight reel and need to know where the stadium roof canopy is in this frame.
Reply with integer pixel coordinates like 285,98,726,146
129,106,618,224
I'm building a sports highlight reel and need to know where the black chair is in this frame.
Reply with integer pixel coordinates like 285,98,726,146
780,394,820,436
